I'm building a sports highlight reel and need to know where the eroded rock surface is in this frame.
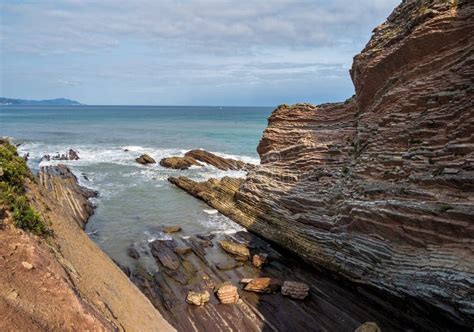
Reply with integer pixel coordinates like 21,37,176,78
161,149,254,171
169,0,474,327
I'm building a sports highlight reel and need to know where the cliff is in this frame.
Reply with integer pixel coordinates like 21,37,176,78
170,0,474,327
0,142,174,331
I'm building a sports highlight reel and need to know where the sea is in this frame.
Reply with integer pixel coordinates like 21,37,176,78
0,105,273,266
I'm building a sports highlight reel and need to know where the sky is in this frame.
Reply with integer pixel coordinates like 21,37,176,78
0,0,400,106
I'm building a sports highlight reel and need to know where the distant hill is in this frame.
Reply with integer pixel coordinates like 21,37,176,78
0,97,82,106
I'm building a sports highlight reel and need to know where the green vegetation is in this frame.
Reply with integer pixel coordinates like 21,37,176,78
0,142,50,236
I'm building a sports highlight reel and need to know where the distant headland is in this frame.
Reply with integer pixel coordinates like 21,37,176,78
0,97,82,106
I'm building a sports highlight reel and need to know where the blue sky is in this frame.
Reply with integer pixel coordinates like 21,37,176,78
0,0,400,106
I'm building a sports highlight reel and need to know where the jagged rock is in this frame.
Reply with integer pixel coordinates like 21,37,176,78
127,245,140,259
174,246,192,255
168,0,474,325
281,281,309,300
38,165,97,229
354,322,381,332
149,240,180,270
216,284,239,304
185,149,253,171
163,225,181,234
186,290,210,306
135,154,156,165
68,149,79,160
218,239,249,258
243,278,281,293
160,149,254,171
160,156,201,169
251,253,268,268
215,261,243,270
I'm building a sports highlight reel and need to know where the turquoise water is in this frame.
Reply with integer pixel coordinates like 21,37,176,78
0,105,273,266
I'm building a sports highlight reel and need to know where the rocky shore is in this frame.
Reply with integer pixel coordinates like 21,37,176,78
0,141,174,331
167,0,474,329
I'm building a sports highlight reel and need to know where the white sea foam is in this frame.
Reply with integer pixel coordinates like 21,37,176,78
203,209,218,215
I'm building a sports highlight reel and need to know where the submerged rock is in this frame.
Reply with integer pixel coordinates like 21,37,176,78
186,290,210,306
163,225,181,234
135,154,156,165
127,245,140,259
215,261,243,270
281,281,309,300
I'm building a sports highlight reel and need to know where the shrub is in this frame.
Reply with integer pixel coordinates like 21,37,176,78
0,142,50,236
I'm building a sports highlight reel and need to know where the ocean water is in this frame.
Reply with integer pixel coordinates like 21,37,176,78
0,105,273,265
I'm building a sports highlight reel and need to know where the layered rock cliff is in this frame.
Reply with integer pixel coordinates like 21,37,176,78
170,0,474,327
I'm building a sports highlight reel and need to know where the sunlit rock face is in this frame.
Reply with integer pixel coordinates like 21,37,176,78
233,0,474,325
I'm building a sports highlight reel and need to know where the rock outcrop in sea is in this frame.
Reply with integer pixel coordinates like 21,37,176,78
160,149,254,170
169,0,474,327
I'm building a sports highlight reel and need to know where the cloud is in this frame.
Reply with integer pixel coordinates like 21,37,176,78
0,0,401,105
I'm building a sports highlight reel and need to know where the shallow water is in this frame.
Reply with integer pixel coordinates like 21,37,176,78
0,105,272,266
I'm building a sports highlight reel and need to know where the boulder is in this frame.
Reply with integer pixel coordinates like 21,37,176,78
354,322,381,332
243,278,281,293
127,245,140,260
136,154,156,165
252,253,268,268
186,290,210,306
281,281,309,300
159,156,201,170
219,239,249,258
216,284,239,304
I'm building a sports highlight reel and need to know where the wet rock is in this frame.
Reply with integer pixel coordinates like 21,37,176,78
216,284,239,304
186,290,210,306
185,149,254,171
354,322,381,332
219,239,249,259
159,156,201,170
174,246,192,256
127,245,140,260
215,261,243,271
252,253,268,268
161,149,254,171
149,240,180,270
196,234,216,241
281,281,309,300
68,149,80,160
243,278,281,294
135,154,156,165
163,225,181,234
